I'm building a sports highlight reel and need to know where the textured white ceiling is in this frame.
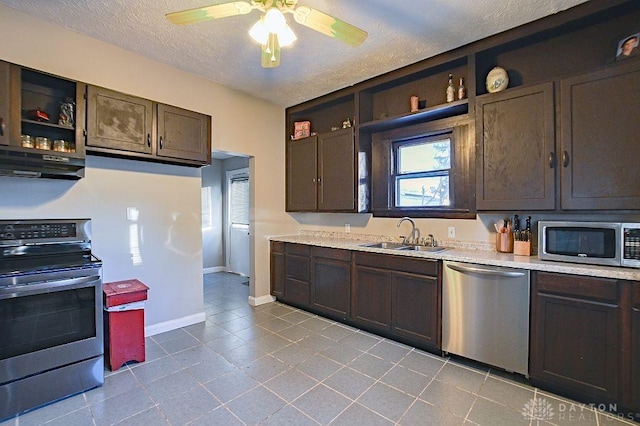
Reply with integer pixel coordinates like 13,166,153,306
0,0,589,107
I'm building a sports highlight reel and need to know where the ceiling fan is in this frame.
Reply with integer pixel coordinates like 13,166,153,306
166,0,368,68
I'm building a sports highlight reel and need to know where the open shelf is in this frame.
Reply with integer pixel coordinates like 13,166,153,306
22,119,74,131
358,99,468,133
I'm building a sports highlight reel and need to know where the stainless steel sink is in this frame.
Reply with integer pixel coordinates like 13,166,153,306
359,242,409,249
398,245,450,252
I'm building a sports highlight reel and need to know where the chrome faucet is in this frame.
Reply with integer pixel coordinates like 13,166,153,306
397,217,420,245
422,234,437,247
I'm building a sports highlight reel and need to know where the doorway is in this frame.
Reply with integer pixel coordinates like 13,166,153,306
226,167,250,277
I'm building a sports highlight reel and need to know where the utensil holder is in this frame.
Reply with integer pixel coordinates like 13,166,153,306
513,241,531,256
496,232,513,253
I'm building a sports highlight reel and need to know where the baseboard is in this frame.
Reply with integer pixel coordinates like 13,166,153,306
248,294,275,306
203,266,227,274
144,312,206,337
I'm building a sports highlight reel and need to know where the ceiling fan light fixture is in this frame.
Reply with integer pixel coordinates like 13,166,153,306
249,17,268,45
277,23,297,47
264,7,286,33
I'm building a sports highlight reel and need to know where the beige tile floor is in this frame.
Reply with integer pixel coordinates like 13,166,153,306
2,272,638,425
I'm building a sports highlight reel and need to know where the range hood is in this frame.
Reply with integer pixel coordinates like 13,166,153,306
0,147,84,179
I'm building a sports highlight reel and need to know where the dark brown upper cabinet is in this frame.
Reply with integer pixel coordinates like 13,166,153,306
9,66,87,159
86,86,153,155
156,103,210,164
286,127,365,212
559,59,640,210
87,85,211,166
476,82,556,211
285,1,640,214
0,61,10,146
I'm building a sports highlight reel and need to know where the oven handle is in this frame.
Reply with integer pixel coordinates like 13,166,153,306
0,274,101,300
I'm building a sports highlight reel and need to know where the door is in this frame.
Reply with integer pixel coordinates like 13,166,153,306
530,272,620,402
156,103,210,164
318,128,356,211
86,85,153,154
391,271,439,347
227,168,250,277
286,135,317,211
476,82,556,210
560,60,640,209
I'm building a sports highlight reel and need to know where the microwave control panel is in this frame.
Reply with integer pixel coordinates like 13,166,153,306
622,224,640,268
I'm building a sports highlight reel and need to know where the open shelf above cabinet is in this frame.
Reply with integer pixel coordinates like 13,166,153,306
358,99,468,133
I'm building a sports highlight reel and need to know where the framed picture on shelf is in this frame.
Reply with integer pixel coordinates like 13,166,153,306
615,32,639,61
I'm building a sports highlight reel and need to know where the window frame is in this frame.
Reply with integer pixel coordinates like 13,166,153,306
392,134,454,209
370,117,475,219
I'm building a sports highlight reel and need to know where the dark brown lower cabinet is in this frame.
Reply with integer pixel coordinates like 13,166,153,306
352,252,441,349
310,247,351,320
631,283,640,414
352,265,391,332
530,272,621,405
284,244,310,307
391,271,440,347
270,241,285,298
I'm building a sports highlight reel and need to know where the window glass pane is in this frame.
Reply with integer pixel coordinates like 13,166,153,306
396,176,450,207
398,139,450,174
230,176,249,225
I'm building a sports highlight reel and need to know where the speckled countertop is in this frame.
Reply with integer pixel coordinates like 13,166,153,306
270,231,640,281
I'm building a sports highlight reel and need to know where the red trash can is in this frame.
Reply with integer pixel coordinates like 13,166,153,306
103,279,149,371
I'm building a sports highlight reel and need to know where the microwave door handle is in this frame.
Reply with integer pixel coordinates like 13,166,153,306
0,274,101,300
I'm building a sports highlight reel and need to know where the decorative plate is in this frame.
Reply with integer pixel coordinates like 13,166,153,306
486,67,509,93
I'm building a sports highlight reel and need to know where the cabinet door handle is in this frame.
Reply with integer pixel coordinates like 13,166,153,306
562,150,570,167
147,134,151,147
312,178,316,183
548,152,555,168
317,177,322,184
0,117,4,136
159,136,164,149
633,307,639,313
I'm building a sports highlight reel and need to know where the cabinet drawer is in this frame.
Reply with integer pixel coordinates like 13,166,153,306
354,252,437,276
311,246,351,262
535,272,618,303
271,241,284,254
286,243,310,256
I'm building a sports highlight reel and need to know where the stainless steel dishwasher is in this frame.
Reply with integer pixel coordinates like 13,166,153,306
442,261,530,376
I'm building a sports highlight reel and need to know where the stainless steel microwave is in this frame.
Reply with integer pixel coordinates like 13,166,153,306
538,221,640,268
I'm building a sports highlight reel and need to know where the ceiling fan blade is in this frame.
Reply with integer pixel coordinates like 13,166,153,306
293,6,367,47
166,1,253,25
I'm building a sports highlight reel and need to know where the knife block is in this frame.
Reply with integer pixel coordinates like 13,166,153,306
496,232,513,253
513,241,531,256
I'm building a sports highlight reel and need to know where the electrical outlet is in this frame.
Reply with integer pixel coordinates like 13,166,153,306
448,226,455,238
345,223,351,233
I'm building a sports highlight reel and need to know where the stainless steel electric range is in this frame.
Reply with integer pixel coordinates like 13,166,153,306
0,219,103,420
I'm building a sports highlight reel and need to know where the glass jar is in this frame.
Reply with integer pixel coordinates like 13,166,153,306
21,135,34,148
35,137,51,150
53,139,68,152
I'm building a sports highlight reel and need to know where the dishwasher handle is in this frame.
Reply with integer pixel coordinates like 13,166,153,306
446,263,526,278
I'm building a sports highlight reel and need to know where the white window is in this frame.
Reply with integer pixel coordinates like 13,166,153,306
393,135,452,208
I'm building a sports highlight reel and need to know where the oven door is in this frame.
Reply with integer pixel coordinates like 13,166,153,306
0,266,103,386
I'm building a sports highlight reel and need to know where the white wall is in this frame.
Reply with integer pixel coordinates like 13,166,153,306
0,5,297,334
202,159,224,271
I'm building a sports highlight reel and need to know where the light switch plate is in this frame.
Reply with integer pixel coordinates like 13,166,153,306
448,227,455,238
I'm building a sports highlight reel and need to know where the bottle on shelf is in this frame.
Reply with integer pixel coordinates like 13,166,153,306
446,74,455,103
457,77,466,100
